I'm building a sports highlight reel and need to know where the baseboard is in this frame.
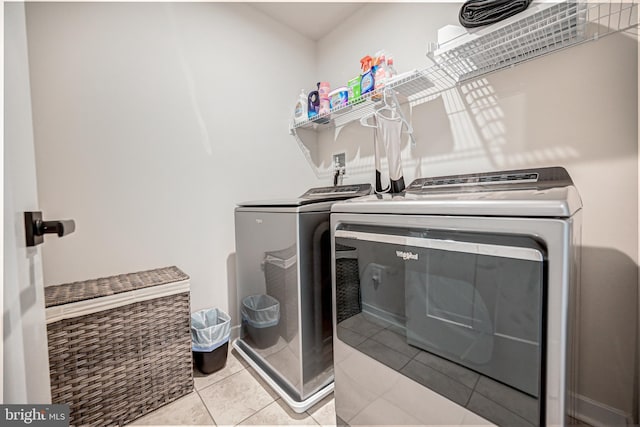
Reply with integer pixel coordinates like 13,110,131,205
573,393,634,426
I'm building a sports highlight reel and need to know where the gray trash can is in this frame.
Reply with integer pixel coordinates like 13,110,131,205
241,294,280,349
191,308,231,374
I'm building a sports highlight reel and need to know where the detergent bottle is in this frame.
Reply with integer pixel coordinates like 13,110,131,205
293,89,308,125
386,55,397,79
372,52,388,101
308,86,319,120
318,81,331,116
360,55,375,96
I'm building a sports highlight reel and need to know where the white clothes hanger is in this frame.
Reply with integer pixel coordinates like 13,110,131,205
359,112,377,128
359,90,405,124
388,90,413,130
359,88,416,147
359,87,397,127
378,88,416,146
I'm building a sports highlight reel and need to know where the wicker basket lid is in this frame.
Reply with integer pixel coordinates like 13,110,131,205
44,266,189,308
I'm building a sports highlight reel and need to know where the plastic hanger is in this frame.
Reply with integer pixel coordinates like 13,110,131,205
386,90,414,131
359,90,402,125
380,89,416,144
360,87,397,127
359,88,416,146
359,112,377,128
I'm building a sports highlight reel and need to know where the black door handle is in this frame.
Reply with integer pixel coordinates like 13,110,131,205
25,211,76,247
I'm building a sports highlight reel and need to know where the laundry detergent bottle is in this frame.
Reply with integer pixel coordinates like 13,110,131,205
318,81,331,116
372,54,387,101
294,89,308,124
308,86,320,120
360,55,375,96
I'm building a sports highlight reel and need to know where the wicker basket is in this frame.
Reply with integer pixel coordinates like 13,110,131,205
45,266,193,427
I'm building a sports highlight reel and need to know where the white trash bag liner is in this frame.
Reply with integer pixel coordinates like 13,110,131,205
242,294,280,328
191,308,231,352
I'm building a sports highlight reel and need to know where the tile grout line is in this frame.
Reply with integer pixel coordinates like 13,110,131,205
310,410,327,426
309,413,321,426
307,398,333,426
196,355,248,393
196,350,327,426
198,361,279,426
195,387,219,426
306,404,319,425
234,397,281,426
195,353,249,426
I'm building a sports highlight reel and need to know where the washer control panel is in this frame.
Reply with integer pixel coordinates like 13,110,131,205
406,167,572,194
301,184,372,200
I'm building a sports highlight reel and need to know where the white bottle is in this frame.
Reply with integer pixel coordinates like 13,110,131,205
293,89,308,125
386,56,397,79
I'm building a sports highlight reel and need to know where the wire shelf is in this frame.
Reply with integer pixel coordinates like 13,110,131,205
430,1,587,82
290,69,435,132
429,0,638,83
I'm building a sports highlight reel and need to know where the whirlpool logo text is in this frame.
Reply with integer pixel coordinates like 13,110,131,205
396,250,418,261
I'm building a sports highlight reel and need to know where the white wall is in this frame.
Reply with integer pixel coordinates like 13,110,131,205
25,2,321,324
315,2,638,422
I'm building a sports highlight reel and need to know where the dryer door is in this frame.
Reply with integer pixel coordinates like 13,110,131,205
334,223,546,427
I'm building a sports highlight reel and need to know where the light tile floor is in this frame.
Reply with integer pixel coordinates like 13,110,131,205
130,348,336,426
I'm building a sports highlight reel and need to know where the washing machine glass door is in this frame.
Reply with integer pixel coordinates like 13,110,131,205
334,224,546,426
